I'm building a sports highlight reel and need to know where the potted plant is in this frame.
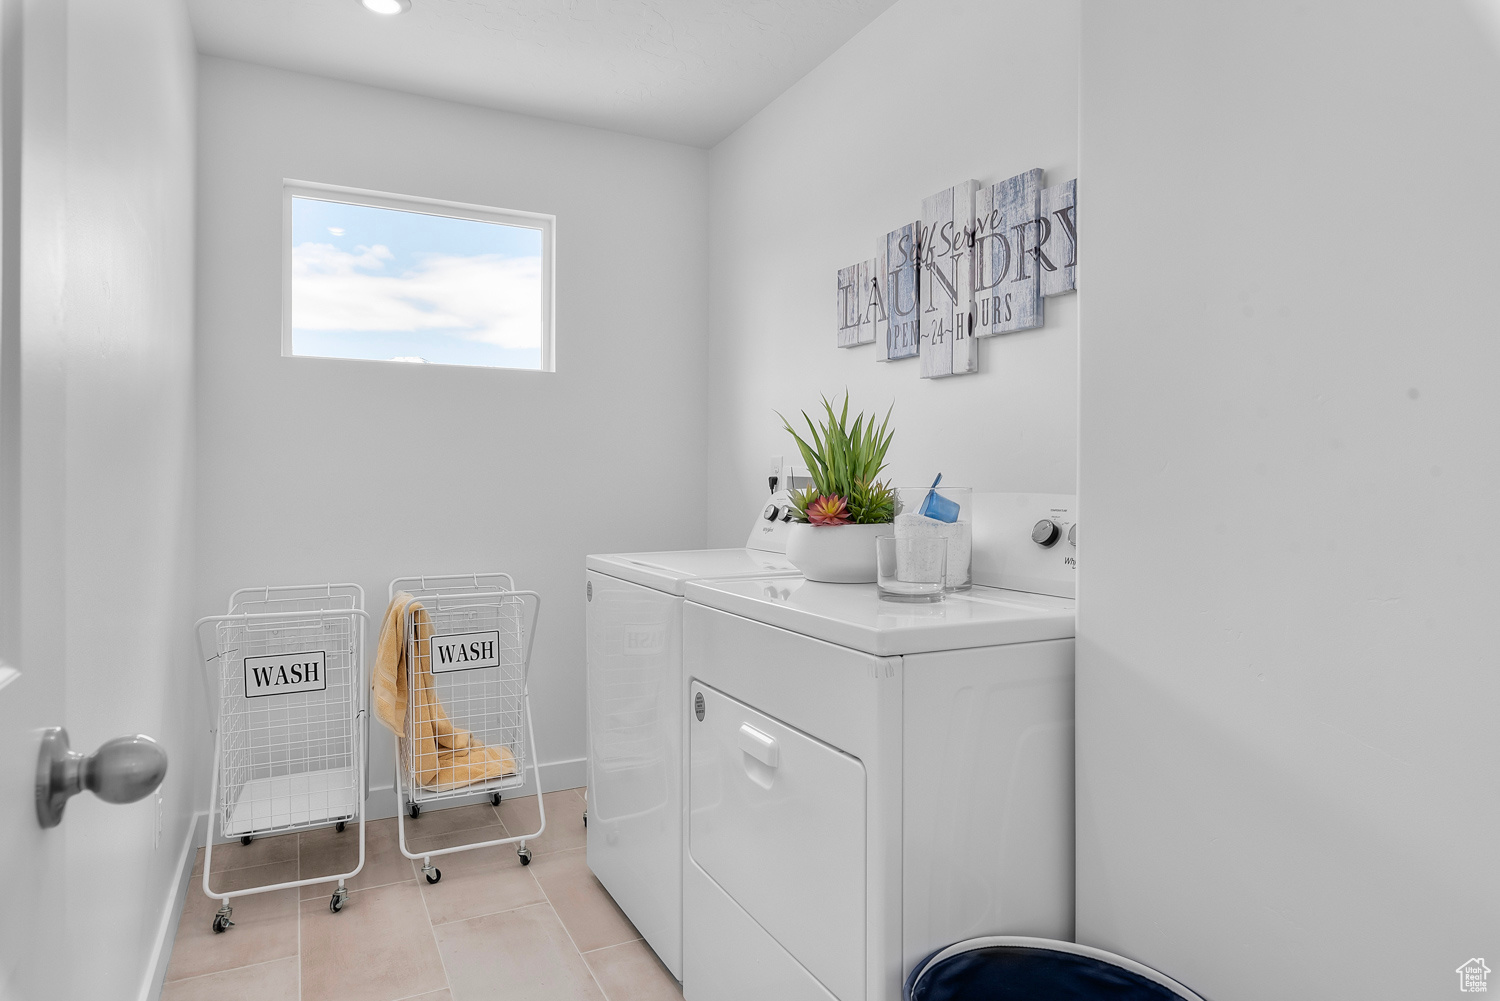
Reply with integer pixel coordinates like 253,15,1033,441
778,394,896,583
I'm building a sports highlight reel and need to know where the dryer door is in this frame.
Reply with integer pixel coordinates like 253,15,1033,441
689,682,866,1001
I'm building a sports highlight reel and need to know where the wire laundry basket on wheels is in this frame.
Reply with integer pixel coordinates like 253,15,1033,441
193,583,370,933
387,573,545,884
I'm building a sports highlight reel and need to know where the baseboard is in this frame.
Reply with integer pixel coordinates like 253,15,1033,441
138,811,206,1001
538,755,587,793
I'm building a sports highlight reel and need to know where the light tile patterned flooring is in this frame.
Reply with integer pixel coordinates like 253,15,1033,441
163,788,682,1001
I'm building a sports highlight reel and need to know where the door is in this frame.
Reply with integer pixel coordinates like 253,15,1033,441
0,0,71,995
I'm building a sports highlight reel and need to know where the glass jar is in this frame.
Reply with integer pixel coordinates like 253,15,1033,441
894,485,972,591
876,535,948,602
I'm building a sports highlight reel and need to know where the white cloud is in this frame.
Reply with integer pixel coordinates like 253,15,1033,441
291,242,542,349
327,227,345,236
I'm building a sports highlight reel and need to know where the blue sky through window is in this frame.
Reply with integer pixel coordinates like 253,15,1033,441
290,197,544,369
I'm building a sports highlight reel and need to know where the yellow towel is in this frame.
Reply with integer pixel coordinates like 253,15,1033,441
373,592,517,790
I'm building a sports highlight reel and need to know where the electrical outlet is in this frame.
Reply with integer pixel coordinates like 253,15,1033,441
154,791,164,849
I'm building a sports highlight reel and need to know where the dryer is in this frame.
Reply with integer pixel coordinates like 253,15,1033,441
585,486,802,979
681,495,1078,1001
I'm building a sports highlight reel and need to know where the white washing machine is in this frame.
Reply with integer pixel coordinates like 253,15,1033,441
681,495,1078,1001
585,486,803,979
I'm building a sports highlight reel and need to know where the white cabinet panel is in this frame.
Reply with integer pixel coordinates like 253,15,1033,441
902,639,1075,972
690,682,866,1001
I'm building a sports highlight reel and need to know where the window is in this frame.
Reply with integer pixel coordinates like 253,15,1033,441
283,181,554,370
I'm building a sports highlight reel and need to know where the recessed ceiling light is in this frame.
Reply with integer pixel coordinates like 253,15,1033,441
359,0,410,14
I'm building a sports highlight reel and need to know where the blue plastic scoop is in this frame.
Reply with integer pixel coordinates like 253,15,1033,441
918,473,960,523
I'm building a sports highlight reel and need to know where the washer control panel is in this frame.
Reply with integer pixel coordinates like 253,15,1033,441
746,487,798,554
760,498,797,525
972,493,1077,598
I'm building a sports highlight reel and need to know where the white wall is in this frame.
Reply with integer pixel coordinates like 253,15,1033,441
1077,2,1500,998
194,58,709,808
53,1,201,998
705,0,1080,545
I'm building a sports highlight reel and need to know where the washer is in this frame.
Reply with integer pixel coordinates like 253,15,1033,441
585,487,801,979
681,496,1077,1001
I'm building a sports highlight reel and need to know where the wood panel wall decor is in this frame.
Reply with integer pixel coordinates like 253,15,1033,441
881,221,921,361
835,171,1075,379
1040,178,1077,297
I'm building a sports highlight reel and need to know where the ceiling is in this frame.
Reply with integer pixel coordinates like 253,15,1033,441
187,0,898,147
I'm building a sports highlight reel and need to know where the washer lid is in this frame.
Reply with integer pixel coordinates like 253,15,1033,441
682,578,1075,656
586,549,799,595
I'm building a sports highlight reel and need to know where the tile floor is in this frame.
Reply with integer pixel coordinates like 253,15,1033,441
162,788,682,1001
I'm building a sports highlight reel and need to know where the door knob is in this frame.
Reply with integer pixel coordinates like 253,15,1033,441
35,727,168,829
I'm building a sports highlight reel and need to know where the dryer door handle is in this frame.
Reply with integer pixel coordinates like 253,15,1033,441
737,724,779,769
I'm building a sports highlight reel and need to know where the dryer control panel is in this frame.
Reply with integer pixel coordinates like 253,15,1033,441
971,493,1077,598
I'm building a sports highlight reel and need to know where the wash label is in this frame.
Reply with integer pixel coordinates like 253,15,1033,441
622,622,667,656
430,630,501,674
244,650,327,698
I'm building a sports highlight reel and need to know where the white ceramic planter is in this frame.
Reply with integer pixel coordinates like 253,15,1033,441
785,522,892,583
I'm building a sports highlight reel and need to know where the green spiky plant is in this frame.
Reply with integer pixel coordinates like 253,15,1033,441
777,393,896,525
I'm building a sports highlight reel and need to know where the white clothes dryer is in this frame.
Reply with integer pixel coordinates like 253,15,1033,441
585,490,802,979
681,495,1078,1001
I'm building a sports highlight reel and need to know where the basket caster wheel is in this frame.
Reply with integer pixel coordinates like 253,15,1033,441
425,869,441,884
491,793,501,806
409,803,420,819
212,912,233,934
335,821,346,833
240,835,253,847
518,847,532,866
330,890,347,913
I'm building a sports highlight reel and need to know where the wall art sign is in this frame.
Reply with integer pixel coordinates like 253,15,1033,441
919,180,979,379
836,171,1075,379
948,185,984,379
881,221,921,361
1040,178,1077,297
950,204,979,377
860,257,884,346
836,261,876,348
837,264,859,347
975,168,1044,336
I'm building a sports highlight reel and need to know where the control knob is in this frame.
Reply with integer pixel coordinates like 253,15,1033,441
763,504,781,522
1031,519,1060,548
1068,524,1077,547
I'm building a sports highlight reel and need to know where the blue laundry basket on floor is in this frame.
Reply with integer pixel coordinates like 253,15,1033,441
905,937,1206,1001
